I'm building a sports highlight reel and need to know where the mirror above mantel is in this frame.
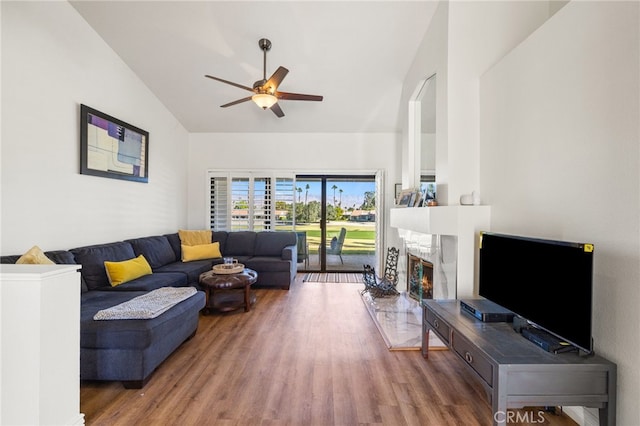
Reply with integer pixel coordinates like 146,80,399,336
397,74,493,298
408,74,436,198
419,74,436,201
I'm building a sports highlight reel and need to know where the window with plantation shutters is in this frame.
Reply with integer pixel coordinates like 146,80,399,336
209,176,229,231
252,177,271,231
231,176,251,231
208,171,295,232
275,177,294,229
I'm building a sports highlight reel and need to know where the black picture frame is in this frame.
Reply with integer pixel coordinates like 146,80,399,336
395,183,402,201
80,104,149,183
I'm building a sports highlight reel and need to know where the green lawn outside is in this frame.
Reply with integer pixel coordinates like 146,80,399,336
291,221,376,255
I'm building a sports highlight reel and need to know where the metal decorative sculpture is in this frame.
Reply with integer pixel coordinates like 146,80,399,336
362,247,400,298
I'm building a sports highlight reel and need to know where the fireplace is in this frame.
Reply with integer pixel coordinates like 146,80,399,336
390,205,490,299
408,254,433,301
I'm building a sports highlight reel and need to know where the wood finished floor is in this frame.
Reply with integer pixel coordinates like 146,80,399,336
80,276,578,426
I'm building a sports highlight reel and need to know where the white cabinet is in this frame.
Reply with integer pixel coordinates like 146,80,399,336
0,264,85,425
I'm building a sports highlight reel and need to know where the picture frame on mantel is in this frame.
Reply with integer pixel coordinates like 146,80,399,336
80,104,149,183
395,183,402,201
397,189,415,207
412,190,423,207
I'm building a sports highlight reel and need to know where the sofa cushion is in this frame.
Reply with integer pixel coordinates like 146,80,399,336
229,256,251,264
101,272,188,292
2,250,76,265
212,231,228,254
0,255,21,264
46,250,88,293
126,236,177,269
244,257,292,272
224,231,257,256
254,232,297,257
178,229,212,246
80,289,204,350
105,255,153,287
165,231,229,261
154,260,213,285
163,233,182,260
45,250,77,265
1,250,87,292
16,245,55,264
181,242,221,262
71,242,137,290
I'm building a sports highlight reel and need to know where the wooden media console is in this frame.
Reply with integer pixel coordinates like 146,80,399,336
422,300,616,426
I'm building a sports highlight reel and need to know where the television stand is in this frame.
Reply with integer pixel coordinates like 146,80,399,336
423,299,616,426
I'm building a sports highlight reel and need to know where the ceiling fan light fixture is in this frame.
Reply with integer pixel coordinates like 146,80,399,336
206,38,322,118
252,93,277,110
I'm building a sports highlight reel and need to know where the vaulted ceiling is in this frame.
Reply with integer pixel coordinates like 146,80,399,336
70,1,437,133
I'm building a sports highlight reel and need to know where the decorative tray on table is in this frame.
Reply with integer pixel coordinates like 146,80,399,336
212,264,245,274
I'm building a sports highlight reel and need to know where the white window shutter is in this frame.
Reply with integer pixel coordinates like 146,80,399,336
209,175,229,231
209,171,295,232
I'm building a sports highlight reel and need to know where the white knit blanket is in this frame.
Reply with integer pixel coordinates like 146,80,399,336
93,287,197,320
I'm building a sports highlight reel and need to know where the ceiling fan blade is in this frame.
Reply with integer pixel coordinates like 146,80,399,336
220,96,253,108
205,75,255,92
264,66,289,93
276,91,323,102
270,103,285,118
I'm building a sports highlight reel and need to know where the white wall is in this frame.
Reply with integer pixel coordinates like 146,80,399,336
1,2,189,254
446,1,550,206
480,2,639,424
187,132,400,253
399,1,550,297
400,1,449,199
400,2,550,207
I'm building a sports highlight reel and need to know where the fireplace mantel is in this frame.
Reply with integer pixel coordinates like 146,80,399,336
390,205,491,299
389,205,490,236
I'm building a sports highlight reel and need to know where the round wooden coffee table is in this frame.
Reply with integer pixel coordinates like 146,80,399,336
199,268,258,314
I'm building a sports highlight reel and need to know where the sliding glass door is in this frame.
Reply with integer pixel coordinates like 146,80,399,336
295,175,376,272
207,170,381,273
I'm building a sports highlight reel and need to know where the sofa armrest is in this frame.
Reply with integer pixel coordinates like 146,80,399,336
281,244,297,261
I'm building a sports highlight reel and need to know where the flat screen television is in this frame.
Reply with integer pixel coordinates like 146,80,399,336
479,232,594,354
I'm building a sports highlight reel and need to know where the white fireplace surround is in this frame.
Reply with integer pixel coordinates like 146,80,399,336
390,205,490,299
405,236,457,301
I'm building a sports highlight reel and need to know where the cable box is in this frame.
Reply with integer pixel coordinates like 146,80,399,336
460,299,515,323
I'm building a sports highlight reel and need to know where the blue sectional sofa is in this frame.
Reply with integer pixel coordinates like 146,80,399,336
1,230,297,388
202,231,298,290
79,289,204,388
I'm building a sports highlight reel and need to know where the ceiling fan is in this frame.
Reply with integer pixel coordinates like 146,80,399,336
205,38,323,118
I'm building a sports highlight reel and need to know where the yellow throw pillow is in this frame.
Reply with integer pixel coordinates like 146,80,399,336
16,245,55,265
181,242,222,262
179,229,212,246
104,255,152,287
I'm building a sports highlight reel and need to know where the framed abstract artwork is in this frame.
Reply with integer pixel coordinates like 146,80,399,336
80,104,149,183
